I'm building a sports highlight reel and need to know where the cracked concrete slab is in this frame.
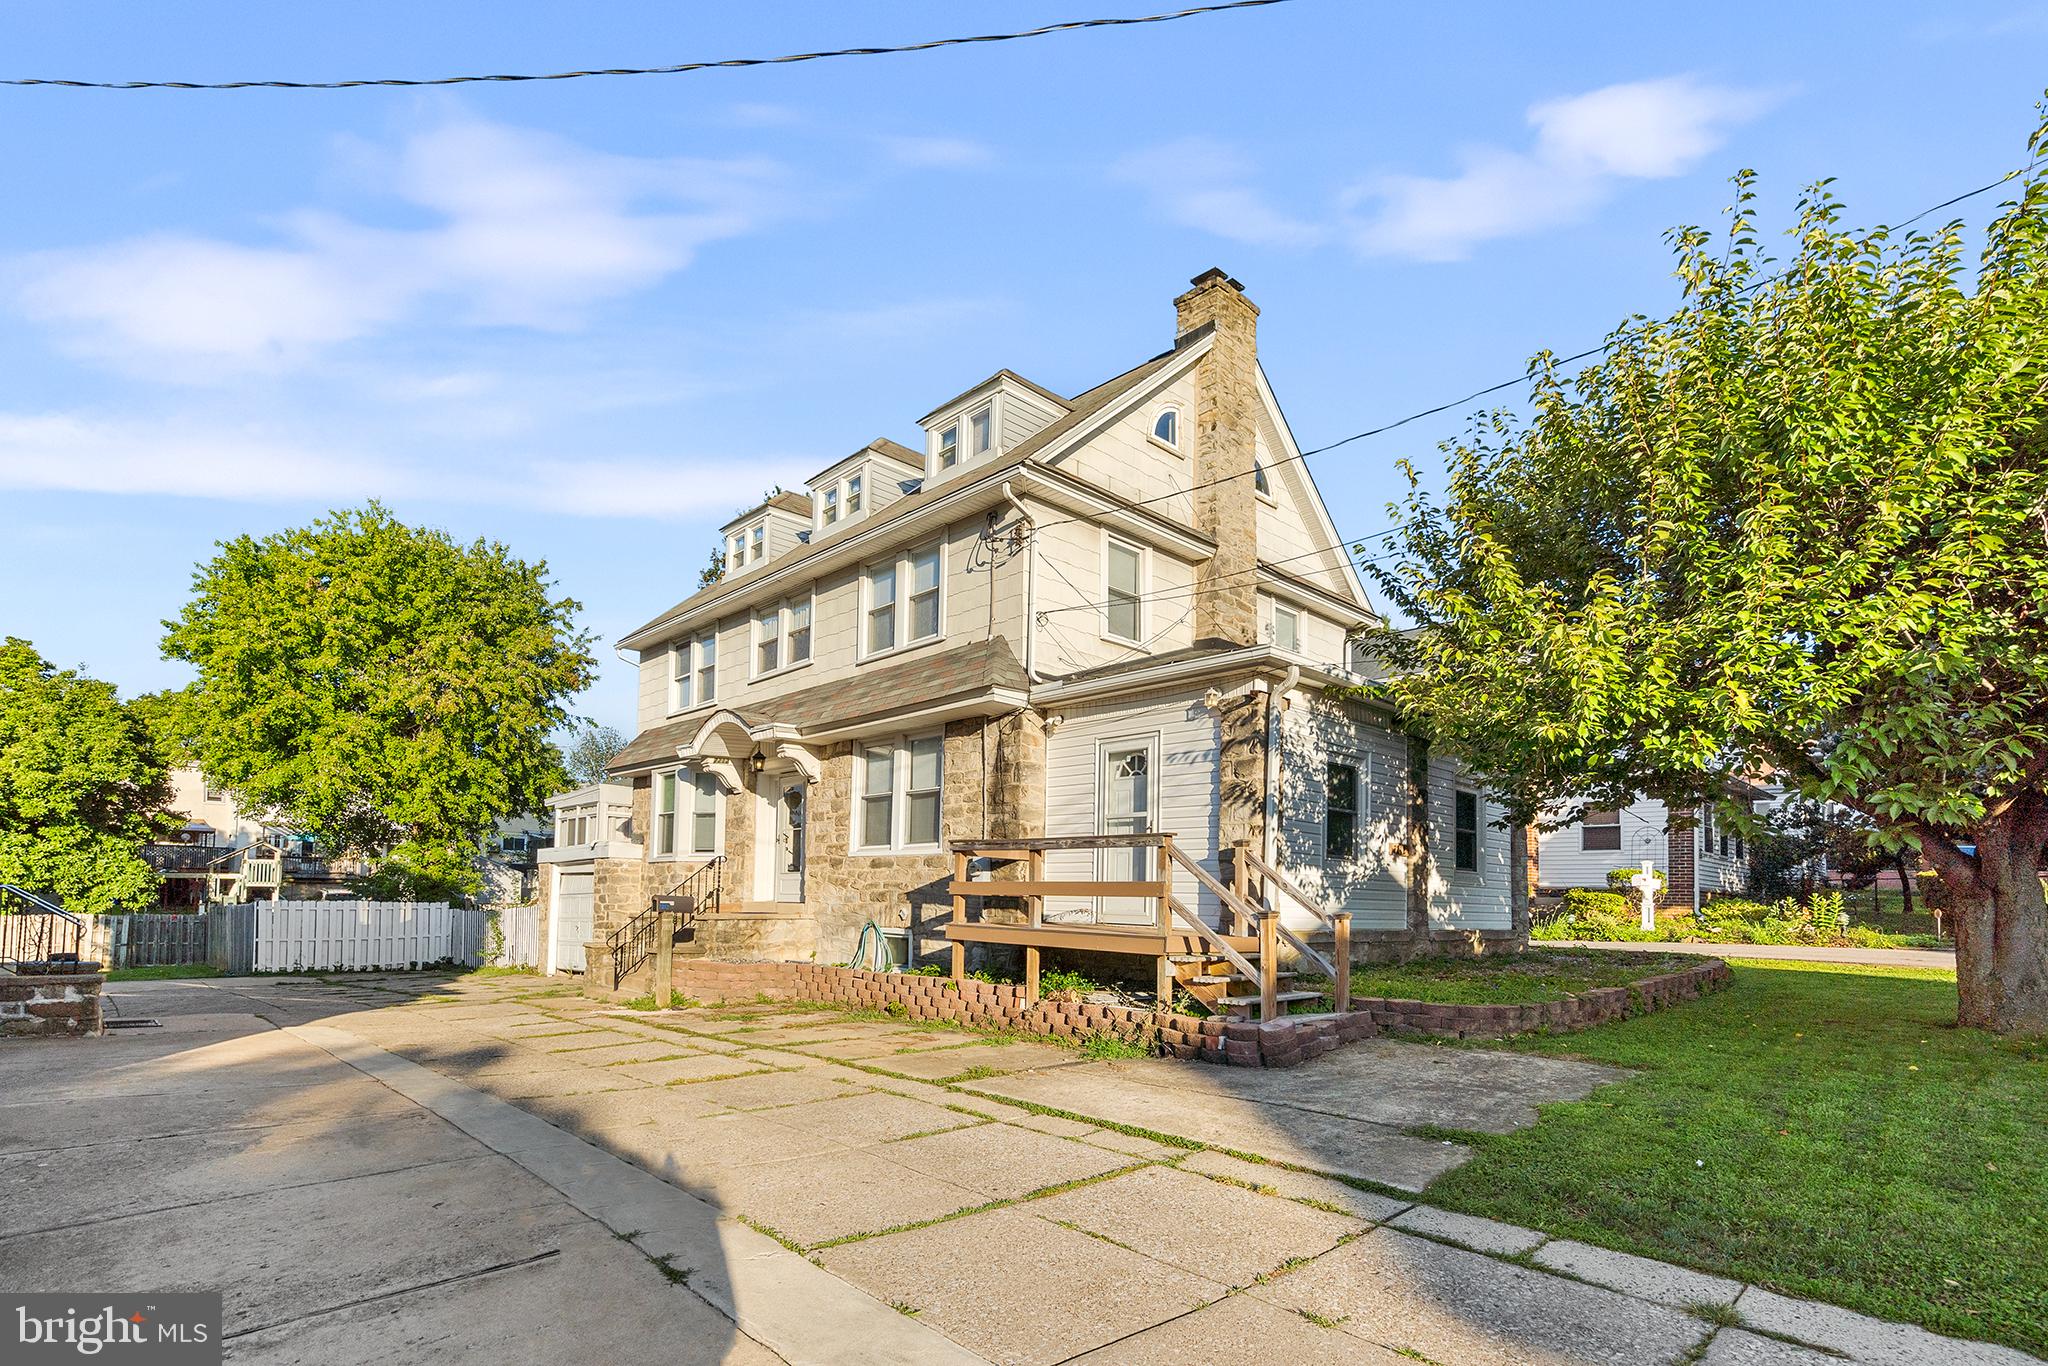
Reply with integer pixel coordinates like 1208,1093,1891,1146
883,1122,1138,1201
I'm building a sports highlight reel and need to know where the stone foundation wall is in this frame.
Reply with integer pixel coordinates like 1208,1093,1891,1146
0,973,105,1038
672,960,1378,1069
1359,959,1731,1040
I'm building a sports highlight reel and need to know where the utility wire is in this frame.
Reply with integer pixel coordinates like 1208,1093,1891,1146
2,0,1294,90
1035,526,1404,619
1023,158,2042,543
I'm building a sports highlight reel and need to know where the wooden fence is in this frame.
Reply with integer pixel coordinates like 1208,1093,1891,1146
77,913,211,970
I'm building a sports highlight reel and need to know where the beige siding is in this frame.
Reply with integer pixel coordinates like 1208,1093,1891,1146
1001,389,1063,449
1258,594,1354,672
1042,684,1224,925
1045,371,1199,530
1032,512,1199,677
1276,696,1409,931
1253,419,1354,599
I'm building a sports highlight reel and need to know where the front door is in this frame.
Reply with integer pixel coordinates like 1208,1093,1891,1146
1097,742,1155,925
775,784,806,903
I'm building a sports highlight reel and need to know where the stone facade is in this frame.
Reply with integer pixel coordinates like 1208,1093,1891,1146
0,972,104,1038
1178,269,1262,648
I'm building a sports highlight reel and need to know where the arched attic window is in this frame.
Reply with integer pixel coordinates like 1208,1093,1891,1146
1151,408,1180,450
1253,460,1271,496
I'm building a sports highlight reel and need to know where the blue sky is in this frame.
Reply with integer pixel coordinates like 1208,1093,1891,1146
5,1,2045,733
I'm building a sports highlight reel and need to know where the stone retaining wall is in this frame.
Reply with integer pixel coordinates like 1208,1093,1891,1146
1359,959,1733,1040
0,972,105,1038
674,961,1379,1069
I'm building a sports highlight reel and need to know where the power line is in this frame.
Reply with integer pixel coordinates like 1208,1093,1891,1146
2,0,1294,90
1034,525,1403,619
1025,158,2041,543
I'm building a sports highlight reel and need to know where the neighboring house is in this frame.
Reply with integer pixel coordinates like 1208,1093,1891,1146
143,764,351,906
1537,782,1775,911
541,272,1524,978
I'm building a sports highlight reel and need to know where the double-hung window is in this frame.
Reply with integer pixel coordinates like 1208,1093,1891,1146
689,774,719,855
787,596,812,664
1272,603,1300,653
1325,760,1359,861
670,641,693,712
856,734,944,851
864,546,942,657
754,595,813,676
1581,808,1622,851
1105,537,1143,643
846,474,862,514
749,526,765,562
970,407,992,457
695,634,717,704
822,488,838,526
655,774,679,855
1454,791,1481,872
756,609,782,676
938,424,959,470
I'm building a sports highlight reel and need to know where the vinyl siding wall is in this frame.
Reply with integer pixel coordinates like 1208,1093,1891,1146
1538,798,1675,890
1041,683,1225,925
1425,756,1514,930
1275,695,1409,931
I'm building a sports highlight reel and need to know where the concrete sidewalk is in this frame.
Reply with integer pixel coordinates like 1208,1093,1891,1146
8,972,2028,1366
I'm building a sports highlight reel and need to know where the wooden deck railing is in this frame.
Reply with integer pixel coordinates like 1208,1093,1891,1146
1234,842,1350,1013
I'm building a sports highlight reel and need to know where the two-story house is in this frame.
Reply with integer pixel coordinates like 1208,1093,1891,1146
539,271,1525,978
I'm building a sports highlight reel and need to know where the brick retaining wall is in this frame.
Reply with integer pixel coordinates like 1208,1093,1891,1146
0,972,105,1038
1358,959,1733,1040
675,960,1377,1069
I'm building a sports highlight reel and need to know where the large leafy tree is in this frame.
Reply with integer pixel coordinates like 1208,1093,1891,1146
1372,116,2048,1034
0,639,173,910
563,722,627,786
163,504,594,899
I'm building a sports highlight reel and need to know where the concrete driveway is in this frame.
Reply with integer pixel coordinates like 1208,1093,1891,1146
2,971,2026,1366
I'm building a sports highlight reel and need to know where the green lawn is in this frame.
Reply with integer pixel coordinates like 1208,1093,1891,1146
1305,947,1704,1005
105,963,222,982
1423,960,2046,1356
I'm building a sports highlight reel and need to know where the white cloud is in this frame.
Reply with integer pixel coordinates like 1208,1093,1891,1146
0,410,806,522
1113,138,1328,248
879,135,994,169
13,117,786,374
1345,76,1775,262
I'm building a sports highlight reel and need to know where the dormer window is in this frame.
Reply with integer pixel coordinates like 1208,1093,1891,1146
970,407,992,457
846,473,862,514
1151,408,1180,451
750,525,765,561
822,488,839,525
938,424,959,470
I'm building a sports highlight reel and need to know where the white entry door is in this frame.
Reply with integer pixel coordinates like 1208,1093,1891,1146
1097,741,1156,925
775,784,807,903
554,870,593,972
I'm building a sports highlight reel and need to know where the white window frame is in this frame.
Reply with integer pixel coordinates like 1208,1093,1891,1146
655,769,723,860
1149,405,1182,454
751,593,814,680
1271,601,1300,653
936,422,960,472
1252,460,1275,503
852,732,945,853
821,487,839,526
694,632,717,706
668,640,694,714
688,771,721,856
861,542,944,661
970,405,993,457
845,472,863,515
749,525,765,563
1101,532,1147,646
653,774,679,856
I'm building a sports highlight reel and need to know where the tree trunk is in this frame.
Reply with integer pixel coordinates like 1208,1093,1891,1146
1894,853,1915,925
1936,809,2048,1036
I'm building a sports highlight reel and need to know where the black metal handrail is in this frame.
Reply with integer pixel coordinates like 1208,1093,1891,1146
0,884,93,973
610,856,723,990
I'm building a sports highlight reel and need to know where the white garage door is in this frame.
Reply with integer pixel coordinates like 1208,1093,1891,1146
554,871,593,972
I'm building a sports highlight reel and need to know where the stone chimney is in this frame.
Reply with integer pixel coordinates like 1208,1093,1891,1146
1175,269,1261,646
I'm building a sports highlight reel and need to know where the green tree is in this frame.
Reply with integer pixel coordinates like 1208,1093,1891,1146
163,504,594,900
0,639,173,910
563,722,627,786
1371,115,2048,1033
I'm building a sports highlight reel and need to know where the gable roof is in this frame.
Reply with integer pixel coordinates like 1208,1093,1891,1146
623,326,1213,647
611,637,1027,772
720,490,814,534
916,369,1071,426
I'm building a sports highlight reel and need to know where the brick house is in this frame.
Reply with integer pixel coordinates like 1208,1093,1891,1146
540,272,1526,980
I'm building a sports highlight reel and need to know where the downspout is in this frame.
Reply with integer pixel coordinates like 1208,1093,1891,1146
1262,665,1299,869
1000,482,1040,683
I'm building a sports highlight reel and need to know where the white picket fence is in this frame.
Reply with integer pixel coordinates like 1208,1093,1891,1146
488,904,544,969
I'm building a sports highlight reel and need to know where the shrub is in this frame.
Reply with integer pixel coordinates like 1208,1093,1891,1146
1605,867,1668,897
1536,889,1662,942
